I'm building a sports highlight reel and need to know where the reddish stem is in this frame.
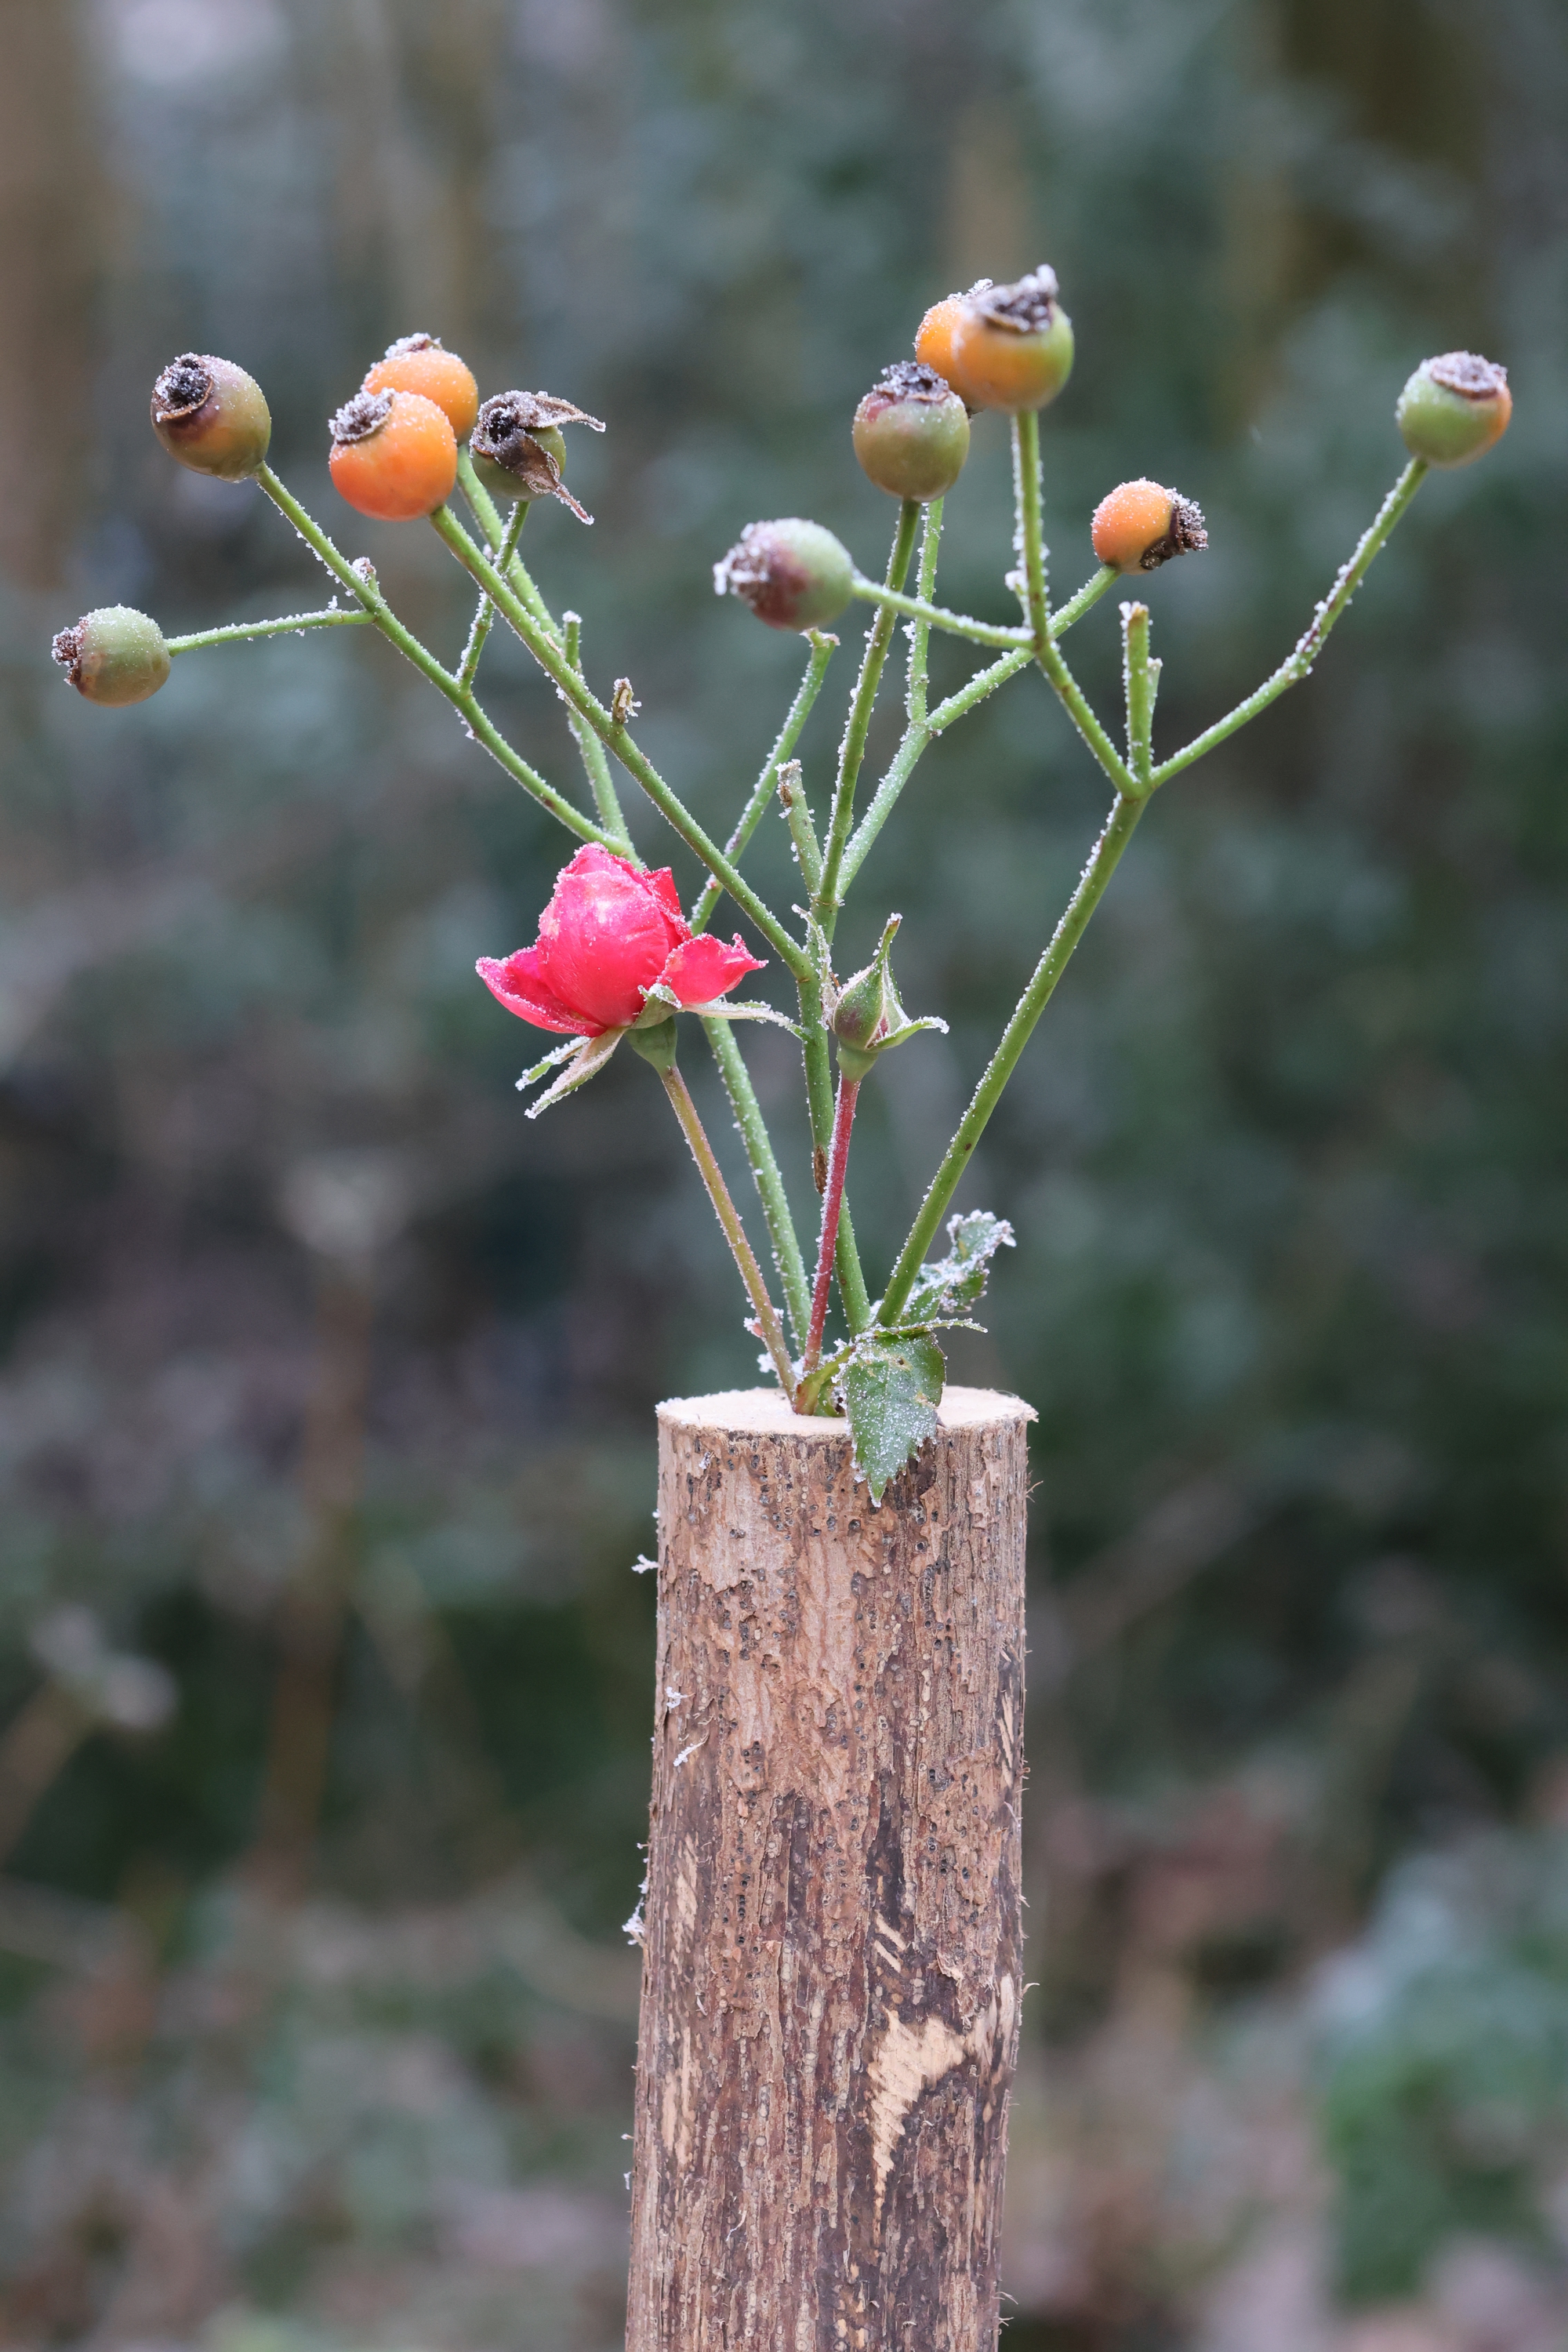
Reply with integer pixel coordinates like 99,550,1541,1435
799,1075,860,1389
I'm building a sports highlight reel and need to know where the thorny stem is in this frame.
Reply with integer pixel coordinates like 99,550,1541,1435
701,1014,811,1349
691,631,836,934
1151,458,1429,786
799,1073,860,1391
456,496,528,693
255,465,614,848
659,1065,794,1393
1122,601,1157,797
166,605,374,654
816,501,920,927
878,791,1145,1328
430,503,812,981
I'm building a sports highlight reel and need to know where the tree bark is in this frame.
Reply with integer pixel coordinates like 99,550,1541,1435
626,1384,1033,2352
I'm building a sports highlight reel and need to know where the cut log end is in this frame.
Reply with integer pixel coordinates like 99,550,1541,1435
628,1386,1033,2351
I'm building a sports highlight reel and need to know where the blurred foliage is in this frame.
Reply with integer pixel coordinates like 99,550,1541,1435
1,0,1566,2343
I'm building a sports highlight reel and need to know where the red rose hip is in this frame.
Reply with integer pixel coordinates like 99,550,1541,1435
713,519,855,631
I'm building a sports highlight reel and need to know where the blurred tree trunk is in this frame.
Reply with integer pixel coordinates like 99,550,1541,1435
0,0,100,590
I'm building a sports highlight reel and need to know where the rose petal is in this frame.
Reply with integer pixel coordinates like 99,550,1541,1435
477,950,599,1036
639,866,687,933
539,855,677,1030
657,934,767,1009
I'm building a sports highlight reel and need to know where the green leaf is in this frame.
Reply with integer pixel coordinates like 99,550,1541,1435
840,1331,946,1501
895,1209,1014,1327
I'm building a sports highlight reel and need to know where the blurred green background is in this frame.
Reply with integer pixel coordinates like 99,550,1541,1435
2,0,1566,2345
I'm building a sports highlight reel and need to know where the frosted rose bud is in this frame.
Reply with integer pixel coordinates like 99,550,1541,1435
477,845,764,1037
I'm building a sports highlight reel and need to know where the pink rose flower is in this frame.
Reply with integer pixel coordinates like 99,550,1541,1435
477,845,764,1036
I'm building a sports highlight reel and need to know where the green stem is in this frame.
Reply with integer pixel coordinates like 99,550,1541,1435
849,578,1030,652
1152,458,1428,786
456,496,528,693
906,497,944,728
816,500,920,925
165,605,373,654
1006,416,1133,792
659,1065,794,1393
878,792,1145,1327
561,611,635,854
1051,564,1120,634
256,465,611,847
1014,409,1049,642
690,630,836,934
839,574,1108,894
797,965,869,1335
778,763,824,900
1122,600,1156,797
430,503,811,981
455,446,559,637
701,1014,810,1348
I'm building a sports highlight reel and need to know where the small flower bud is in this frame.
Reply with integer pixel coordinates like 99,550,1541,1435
52,607,171,706
151,353,271,479
363,333,480,440
470,391,604,523
832,914,902,1075
1091,479,1207,573
938,269,1075,415
1396,352,1512,470
328,387,458,521
852,362,970,503
714,518,855,631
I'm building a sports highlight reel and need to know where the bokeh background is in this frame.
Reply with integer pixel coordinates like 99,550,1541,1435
2,0,1566,2346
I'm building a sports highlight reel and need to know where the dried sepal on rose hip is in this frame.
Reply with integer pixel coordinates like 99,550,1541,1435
328,387,458,521
1396,352,1512,470
52,607,171,707
470,390,605,522
362,333,480,440
1091,480,1207,574
151,353,271,479
920,267,1075,415
714,519,855,632
852,362,970,503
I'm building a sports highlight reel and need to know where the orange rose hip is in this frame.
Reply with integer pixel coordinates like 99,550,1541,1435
362,333,480,441
328,388,458,521
1091,478,1207,572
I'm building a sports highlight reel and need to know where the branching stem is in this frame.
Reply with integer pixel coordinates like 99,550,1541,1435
878,792,1145,1327
430,503,811,981
255,465,613,847
1151,458,1428,786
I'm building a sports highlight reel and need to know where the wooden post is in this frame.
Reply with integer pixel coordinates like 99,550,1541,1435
626,1385,1033,2351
